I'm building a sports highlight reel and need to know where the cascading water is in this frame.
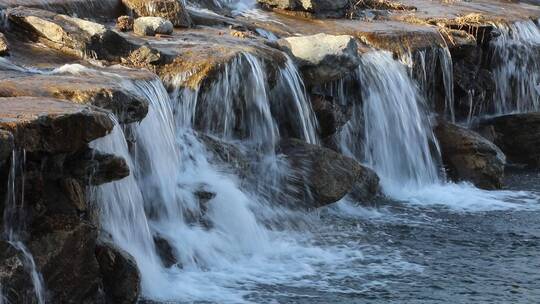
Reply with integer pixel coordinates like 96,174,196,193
404,47,455,122
2,151,46,304
491,19,540,114
340,51,540,211
342,51,442,189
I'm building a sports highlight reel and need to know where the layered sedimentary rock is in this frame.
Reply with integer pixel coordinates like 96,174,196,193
0,69,149,123
435,121,506,190
0,96,133,303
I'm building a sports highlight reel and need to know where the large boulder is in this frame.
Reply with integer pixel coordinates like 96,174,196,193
95,242,141,304
0,97,114,153
279,138,380,208
435,121,506,190
0,32,8,56
122,0,192,28
277,33,360,85
7,7,133,61
257,0,350,18
479,113,540,167
134,16,173,36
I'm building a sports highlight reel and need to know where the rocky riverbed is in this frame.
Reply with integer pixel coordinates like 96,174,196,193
0,0,539,303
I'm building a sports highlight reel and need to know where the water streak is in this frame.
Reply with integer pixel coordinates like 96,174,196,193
2,151,46,304
491,20,540,114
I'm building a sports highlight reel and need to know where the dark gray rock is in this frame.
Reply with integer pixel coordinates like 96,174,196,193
96,242,141,304
279,138,380,208
479,112,540,167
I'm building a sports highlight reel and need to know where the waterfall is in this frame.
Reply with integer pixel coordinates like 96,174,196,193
339,51,539,210
2,151,46,304
491,19,540,114
404,47,455,122
170,52,318,148
341,51,441,189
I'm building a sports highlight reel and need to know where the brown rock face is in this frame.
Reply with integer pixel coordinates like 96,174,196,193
0,97,114,153
435,121,506,190
0,32,8,56
479,113,540,167
7,6,134,61
0,69,149,124
96,242,141,304
122,0,192,28
279,138,380,208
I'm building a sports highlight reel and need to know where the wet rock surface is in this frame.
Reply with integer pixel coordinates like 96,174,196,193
96,242,141,304
435,120,506,190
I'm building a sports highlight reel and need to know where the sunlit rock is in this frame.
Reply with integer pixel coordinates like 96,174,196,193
0,97,114,153
7,6,133,61
277,33,360,85
134,16,173,36
0,32,8,56
122,0,192,28
0,69,149,124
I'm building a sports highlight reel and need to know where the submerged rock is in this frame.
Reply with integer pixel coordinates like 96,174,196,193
134,16,174,36
96,242,141,304
479,113,540,167
277,33,360,85
7,6,133,61
0,32,8,56
122,0,192,28
0,97,114,153
279,138,380,208
435,121,505,190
